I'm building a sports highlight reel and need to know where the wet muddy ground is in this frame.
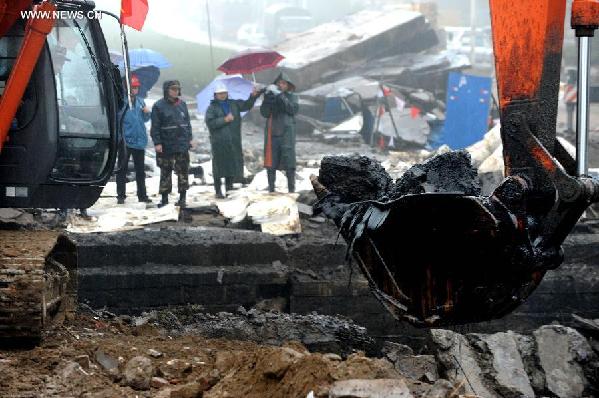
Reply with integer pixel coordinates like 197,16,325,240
0,310,442,398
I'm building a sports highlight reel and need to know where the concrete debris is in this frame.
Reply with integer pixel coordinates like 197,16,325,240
150,376,169,389
381,342,414,364
572,313,599,336
431,326,599,398
157,359,193,381
533,325,596,398
470,332,534,397
0,208,24,220
466,124,577,195
148,308,376,358
94,349,120,381
395,355,438,383
422,379,464,398
260,7,438,90
430,329,498,398
327,378,413,398
123,356,154,390
147,348,163,358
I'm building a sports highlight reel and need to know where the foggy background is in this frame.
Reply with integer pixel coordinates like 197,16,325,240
94,0,584,95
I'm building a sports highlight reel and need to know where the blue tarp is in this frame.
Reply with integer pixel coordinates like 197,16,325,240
434,72,492,149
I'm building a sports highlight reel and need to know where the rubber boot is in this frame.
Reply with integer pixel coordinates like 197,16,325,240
267,169,276,193
287,169,296,193
157,193,169,208
225,177,234,192
214,178,225,199
177,191,187,208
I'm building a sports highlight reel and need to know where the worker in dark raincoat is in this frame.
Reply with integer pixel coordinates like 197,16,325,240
205,82,261,198
150,80,193,208
260,72,299,193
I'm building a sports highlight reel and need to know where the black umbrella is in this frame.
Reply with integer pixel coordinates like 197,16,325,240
131,65,160,98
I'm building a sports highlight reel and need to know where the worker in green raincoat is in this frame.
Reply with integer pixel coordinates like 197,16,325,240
205,82,261,198
260,72,299,193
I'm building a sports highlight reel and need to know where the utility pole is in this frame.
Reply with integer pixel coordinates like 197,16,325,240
206,0,215,73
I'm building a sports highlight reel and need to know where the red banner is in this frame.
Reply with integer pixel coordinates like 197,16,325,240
120,0,148,31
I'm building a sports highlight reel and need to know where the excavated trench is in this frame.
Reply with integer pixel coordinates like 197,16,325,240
48,222,599,348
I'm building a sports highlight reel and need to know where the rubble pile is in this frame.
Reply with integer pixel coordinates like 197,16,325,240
248,6,469,148
3,307,597,397
137,307,377,358
430,323,599,398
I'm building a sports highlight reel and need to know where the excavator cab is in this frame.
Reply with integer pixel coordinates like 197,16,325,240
313,0,599,326
0,0,125,342
0,0,123,209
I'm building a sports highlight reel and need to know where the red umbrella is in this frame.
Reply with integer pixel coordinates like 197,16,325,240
217,48,284,75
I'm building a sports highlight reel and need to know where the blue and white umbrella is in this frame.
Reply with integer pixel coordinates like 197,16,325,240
111,48,172,70
196,74,254,115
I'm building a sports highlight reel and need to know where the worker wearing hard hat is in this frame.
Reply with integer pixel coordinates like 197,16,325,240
205,82,262,198
116,74,152,205
260,72,299,193
151,80,193,208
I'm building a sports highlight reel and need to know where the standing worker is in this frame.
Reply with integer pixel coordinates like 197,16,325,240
150,80,193,208
564,67,577,135
116,74,152,204
205,83,261,198
260,72,299,193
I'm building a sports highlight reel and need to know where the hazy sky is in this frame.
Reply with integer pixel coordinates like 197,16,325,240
95,0,206,40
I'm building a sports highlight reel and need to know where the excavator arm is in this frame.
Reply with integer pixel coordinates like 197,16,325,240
312,0,599,326
0,0,55,152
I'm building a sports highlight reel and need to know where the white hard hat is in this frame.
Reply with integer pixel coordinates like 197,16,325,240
214,82,228,94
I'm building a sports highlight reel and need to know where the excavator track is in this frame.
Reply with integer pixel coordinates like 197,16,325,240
0,231,70,341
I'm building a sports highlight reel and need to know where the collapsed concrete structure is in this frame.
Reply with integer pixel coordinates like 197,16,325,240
256,7,439,91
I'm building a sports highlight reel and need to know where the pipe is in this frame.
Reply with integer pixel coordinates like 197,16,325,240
576,36,591,176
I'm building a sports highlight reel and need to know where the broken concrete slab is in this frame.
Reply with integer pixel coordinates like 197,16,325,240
258,7,438,90
533,325,596,398
471,332,535,398
328,378,413,398
395,355,438,383
430,329,498,398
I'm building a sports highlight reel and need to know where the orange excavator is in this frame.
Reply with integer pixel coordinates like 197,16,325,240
313,0,599,326
0,0,125,341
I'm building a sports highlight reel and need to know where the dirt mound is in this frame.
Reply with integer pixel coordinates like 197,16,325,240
0,313,444,398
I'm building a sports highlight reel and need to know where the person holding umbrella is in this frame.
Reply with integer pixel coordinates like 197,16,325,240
205,82,262,198
116,74,152,204
151,80,193,208
260,72,299,193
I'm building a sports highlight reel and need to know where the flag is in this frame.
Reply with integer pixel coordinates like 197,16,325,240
120,0,149,31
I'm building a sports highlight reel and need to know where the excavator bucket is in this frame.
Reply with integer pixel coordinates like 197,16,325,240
345,193,517,326
312,169,547,326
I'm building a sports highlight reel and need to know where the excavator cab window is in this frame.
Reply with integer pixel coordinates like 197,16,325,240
0,22,36,133
0,7,120,209
48,19,111,182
